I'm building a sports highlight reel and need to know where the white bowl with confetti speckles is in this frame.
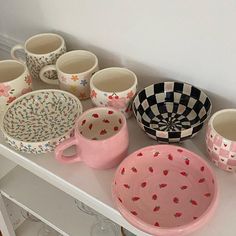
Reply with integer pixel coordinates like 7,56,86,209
0,89,83,154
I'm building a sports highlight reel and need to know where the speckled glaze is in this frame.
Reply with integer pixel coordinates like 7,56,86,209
11,33,66,81
112,145,218,236
0,90,83,154
206,109,236,172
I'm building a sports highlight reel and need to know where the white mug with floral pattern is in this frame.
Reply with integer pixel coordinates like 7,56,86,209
39,50,99,100
90,67,138,118
11,33,66,82
0,60,32,113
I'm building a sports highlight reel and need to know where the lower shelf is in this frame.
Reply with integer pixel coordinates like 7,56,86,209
0,166,96,236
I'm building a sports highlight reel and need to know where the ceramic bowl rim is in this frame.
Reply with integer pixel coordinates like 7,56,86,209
112,144,219,235
132,82,212,134
0,89,83,145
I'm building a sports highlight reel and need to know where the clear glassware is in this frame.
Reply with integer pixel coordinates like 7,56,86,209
75,200,119,236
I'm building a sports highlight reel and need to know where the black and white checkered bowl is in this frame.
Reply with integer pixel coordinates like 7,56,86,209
133,82,212,143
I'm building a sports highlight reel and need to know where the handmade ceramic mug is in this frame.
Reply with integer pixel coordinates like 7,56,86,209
206,109,236,172
40,50,99,100
55,107,129,169
11,33,66,81
0,60,32,113
90,67,138,118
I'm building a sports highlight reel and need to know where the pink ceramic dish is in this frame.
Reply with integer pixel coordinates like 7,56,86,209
112,145,218,236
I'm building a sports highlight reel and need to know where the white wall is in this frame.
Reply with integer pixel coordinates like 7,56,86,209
0,0,236,110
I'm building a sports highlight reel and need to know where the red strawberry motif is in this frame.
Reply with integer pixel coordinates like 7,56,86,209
141,182,147,188
149,167,154,173
132,197,140,201
174,212,182,217
180,185,188,190
173,197,179,203
100,129,107,135
131,167,138,173
114,126,119,131
154,222,160,227
193,216,198,220
190,199,198,206
200,166,205,172
119,118,122,124
154,152,160,157
121,168,125,175
108,110,114,114
152,194,157,200
224,143,227,147
199,178,205,183
124,184,130,189
137,152,143,156
180,171,188,177
163,170,169,176
204,193,211,197
89,124,93,130
168,154,173,160
103,119,110,123
118,197,122,203
131,211,137,216
177,149,183,153
82,119,86,125
185,159,190,165
159,183,167,188
92,113,99,118
153,206,160,212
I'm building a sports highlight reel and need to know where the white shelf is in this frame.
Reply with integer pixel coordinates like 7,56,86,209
0,166,94,236
1,80,236,235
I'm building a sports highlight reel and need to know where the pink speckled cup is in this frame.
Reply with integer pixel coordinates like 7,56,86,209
55,107,129,169
206,109,236,172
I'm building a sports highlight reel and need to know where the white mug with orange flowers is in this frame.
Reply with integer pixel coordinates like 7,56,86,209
90,67,138,118
0,60,32,113
39,50,99,100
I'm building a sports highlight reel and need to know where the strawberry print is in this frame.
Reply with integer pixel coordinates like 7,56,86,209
100,129,107,135
154,222,160,227
81,119,86,125
190,199,198,206
131,167,138,173
153,206,160,212
118,197,122,203
180,171,188,177
193,216,198,220
168,154,173,160
89,124,93,130
131,211,138,216
149,167,154,173
132,197,140,201
103,119,110,123
159,183,167,188
141,182,147,188
121,168,125,175
174,212,182,218
200,166,205,171
198,178,205,183
177,149,183,153
137,152,143,156
185,158,190,165
180,185,188,190
92,113,99,118
154,152,160,157
152,194,158,200
204,193,211,197
108,110,114,114
173,197,179,203
163,170,169,176
119,118,122,124
124,184,130,189
114,126,119,131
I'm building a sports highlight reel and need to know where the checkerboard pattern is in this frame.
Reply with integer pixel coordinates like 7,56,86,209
206,125,236,172
133,82,212,143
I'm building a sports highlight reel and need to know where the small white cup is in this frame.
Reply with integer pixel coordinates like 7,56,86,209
40,50,99,100
90,67,138,118
11,33,66,81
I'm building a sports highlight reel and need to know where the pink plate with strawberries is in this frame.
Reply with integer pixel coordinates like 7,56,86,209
112,145,218,236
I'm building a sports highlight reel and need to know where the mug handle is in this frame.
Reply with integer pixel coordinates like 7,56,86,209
55,136,82,163
11,44,25,63
39,65,59,85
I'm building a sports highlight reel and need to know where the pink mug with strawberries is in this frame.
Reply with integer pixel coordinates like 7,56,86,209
55,107,129,169
206,109,236,172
